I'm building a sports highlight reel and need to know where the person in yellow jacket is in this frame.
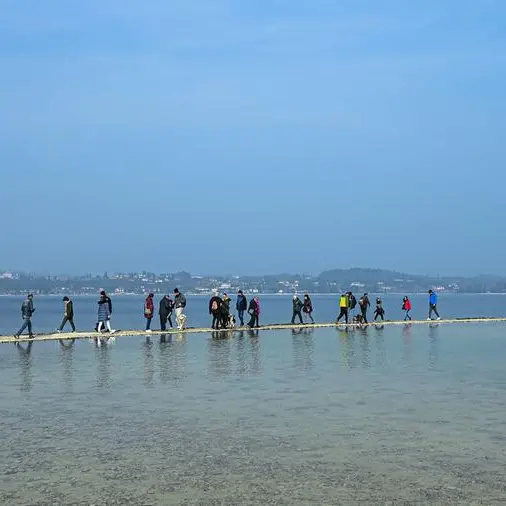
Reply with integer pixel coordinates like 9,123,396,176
336,292,349,324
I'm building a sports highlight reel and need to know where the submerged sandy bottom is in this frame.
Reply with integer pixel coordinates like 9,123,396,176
1,324,505,504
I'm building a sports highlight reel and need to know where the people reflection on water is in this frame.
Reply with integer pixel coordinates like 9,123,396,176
291,327,314,370
338,327,357,370
358,326,371,369
158,332,187,385
402,323,413,366
142,335,155,386
59,339,76,389
373,325,387,367
15,340,33,391
94,340,112,388
428,323,440,369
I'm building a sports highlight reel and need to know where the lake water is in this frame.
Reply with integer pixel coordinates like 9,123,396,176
1,295,506,504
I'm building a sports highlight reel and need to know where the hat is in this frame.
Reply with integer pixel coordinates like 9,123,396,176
62,296,69,301
27,293,33,298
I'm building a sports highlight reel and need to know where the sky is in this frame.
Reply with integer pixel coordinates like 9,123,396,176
0,0,505,277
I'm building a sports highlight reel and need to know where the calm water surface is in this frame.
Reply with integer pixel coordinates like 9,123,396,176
1,321,506,504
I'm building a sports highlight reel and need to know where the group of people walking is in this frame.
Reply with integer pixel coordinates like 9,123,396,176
144,288,187,332
207,290,261,329
12,289,442,338
335,290,441,325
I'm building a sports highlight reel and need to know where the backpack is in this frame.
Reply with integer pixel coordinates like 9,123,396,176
359,297,365,308
211,300,218,312
349,295,357,309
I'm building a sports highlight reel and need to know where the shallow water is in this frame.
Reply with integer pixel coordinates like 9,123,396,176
1,323,506,504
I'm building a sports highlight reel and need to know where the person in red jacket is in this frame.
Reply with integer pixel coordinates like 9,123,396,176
402,296,412,321
144,293,155,331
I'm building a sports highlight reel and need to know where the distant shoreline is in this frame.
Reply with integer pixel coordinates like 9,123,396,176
1,292,505,297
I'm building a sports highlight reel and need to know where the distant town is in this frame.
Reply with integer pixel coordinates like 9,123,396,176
1,268,506,296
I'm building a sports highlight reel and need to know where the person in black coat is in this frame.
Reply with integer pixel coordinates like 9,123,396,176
159,295,173,331
209,291,222,329
236,290,248,326
291,295,304,324
220,293,231,328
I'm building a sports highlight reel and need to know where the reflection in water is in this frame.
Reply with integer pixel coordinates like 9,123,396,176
358,327,371,369
402,324,413,367
59,339,75,391
142,337,155,386
374,325,387,368
158,333,187,385
338,328,357,370
15,341,33,392
428,323,440,370
235,330,262,376
94,339,112,389
208,333,232,378
247,330,261,375
292,328,314,371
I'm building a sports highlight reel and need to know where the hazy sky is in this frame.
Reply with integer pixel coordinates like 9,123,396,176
1,0,504,276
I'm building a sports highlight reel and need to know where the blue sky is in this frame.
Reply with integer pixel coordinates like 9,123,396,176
0,0,505,276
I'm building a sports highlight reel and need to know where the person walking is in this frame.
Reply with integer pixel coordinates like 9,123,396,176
374,297,385,321
95,290,113,332
248,297,260,328
159,294,173,331
57,296,76,333
236,290,248,326
209,291,222,329
97,294,113,333
291,295,304,324
402,296,412,321
348,292,357,315
220,293,231,328
336,292,349,324
14,294,35,339
174,288,187,330
428,290,441,320
358,293,371,324
303,293,314,323
144,293,154,331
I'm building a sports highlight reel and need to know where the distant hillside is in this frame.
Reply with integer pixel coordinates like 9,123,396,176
1,267,506,294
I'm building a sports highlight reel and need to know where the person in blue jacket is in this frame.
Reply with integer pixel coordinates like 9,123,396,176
428,290,441,320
